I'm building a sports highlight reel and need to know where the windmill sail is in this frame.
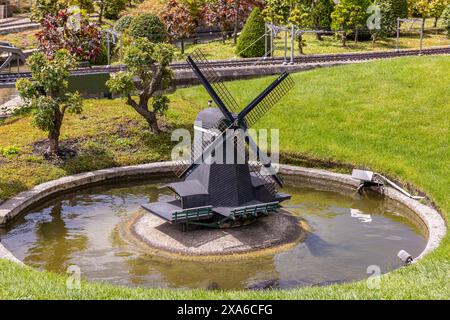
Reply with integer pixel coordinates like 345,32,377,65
173,50,240,178
173,119,229,177
239,72,295,128
188,49,240,115
234,72,295,189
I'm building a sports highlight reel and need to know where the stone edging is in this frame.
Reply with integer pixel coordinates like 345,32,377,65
0,162,446,264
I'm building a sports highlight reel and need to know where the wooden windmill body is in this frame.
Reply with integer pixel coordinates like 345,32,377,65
142,50,295,228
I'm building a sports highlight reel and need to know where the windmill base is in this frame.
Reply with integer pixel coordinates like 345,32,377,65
120,208,304,259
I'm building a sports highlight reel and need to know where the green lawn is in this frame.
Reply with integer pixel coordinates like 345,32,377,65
0,55,449,299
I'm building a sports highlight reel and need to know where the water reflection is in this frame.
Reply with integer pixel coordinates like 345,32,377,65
22,201,88,273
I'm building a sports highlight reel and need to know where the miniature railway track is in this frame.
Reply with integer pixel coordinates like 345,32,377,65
1,46,449,85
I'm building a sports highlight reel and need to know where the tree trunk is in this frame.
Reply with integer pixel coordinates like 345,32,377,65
146,111,160,134
233,0,240,45
127,94,161,134
181,38,185,54
47,110,63,155
99,2,104,24
342,31,347,47
298,33,303,55
434,17,438,28
354,29,358,43
314,19,322,40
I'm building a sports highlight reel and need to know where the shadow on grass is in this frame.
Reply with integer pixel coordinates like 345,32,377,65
62,144,120,175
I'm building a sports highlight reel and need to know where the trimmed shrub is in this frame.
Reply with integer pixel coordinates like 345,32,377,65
129,13,167,43
236,7,265,58
115,15,133,32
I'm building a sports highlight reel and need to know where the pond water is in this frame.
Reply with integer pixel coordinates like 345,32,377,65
0,177,427,290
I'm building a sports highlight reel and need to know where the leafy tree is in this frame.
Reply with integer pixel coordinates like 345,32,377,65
311,0,334,40
180,0,206,27
331,0,370,45
68,0,95,13
441,4,450,36
161,0,197,53
371,0,408,41
203,0,261,44
129,13,167,43
430,0,449,26
408,0,432,17
104,0,127,19
114,15,133,32
36,9,103,63
262,0,291,25
106,38,175,133
97,0,127,23
289,3,313,54
236,7,265,57
16,50,82,155
31,0,67,23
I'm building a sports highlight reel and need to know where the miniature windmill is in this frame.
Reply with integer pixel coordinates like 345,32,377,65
142,49,295,228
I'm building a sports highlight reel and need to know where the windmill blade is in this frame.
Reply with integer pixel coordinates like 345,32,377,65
246,134,284,188
187,49,240,117
173,120,231,178
233,133,279,195
174,49,243,178
238,72,295,128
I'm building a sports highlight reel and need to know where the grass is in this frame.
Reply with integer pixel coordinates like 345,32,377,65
0,29,38,50
0,55,449,299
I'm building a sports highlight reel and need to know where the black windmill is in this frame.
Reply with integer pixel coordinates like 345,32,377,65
142,49,295,228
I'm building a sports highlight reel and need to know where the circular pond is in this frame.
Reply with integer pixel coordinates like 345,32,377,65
0,176,427,290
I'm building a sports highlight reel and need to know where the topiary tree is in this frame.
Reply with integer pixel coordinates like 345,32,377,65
441,5,450,36
161,0,197,54
312,0,335,40
36,9,103,63
129,13,167,43
236,7,265,57
31,0,66,23
106,38,174,133
16,50,82,155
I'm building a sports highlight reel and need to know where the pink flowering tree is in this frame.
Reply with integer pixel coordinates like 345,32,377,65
161,0,197,54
